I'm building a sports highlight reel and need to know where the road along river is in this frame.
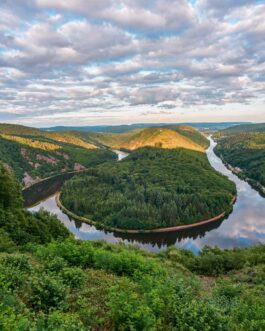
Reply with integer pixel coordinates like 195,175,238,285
25,139,265,254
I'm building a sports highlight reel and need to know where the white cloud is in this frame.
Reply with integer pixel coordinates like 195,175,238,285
0,0,264,125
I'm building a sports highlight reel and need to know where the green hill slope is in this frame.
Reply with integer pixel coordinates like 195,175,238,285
214,124,265,195
219,123,265,134
0,124,116,186
0,163,264,330
0,123,98,149
214,131,265,195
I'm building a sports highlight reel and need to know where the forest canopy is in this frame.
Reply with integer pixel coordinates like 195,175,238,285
61,147,236,230
214,129,265,191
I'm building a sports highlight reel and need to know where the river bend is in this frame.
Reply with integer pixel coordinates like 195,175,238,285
26,139,265,253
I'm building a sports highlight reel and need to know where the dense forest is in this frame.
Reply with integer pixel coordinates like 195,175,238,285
61,147,236,230
0,124,116,186
0,161,265,330
214,124,265,194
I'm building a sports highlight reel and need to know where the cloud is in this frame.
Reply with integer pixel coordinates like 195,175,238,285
0,0,264,125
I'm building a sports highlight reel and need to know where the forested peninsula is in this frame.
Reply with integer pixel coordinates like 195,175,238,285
61,147,236,230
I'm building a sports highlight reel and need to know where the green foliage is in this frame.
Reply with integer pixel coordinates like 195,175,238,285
173,298,229,331
167,244,265,276
0,162,70,246
0,239,264,329
59,267,86,288
214,130,265,189
61,147,235,230
217,123,265,134
26,273,68,311
37,311,86,331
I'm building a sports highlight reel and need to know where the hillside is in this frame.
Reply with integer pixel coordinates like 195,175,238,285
0,123,98,149
0,124,116,187
219,123,265,134
0,162,264,330
82,126,209,152
61,147,236,230
43,122,247,133
0,123,209,187
214,131,265,195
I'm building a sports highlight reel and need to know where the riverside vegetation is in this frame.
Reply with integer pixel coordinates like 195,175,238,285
0,161,265,330
214,123,265,194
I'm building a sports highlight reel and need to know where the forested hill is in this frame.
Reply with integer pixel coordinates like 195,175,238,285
218,123,265,134
80,126,209,152
0,123,116,187
1,160,265,330
214,123,265,195
61,147,235,230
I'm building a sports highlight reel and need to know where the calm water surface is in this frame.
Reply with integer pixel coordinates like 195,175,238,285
26,139,265,253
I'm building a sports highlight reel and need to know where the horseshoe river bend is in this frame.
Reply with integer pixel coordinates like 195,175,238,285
24,138,265,254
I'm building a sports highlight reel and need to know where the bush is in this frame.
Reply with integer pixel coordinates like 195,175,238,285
173,298,229,331
36,311,86,331
26,273,68,311
107,278,156,331
59,267,86,288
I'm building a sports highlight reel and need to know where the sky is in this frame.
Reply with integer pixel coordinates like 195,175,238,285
0,0,265,127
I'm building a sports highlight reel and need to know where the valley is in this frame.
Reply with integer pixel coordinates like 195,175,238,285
0,157,265,330
1,122,265,330
26,137,265,252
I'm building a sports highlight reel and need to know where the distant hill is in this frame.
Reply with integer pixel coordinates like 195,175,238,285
82,126,209,152
42,122,248,133
0,123,41,136
219,123,265,134
0,123,98,149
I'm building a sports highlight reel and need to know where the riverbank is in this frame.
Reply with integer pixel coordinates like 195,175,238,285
214,151,265,198
56,192,236,234
22,149,125,191
22,168,89,191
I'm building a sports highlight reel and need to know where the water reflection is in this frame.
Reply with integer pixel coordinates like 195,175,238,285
25,140,265,253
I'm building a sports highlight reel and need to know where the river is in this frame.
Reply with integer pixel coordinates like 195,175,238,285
26,138,265,254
